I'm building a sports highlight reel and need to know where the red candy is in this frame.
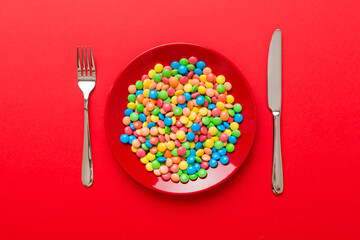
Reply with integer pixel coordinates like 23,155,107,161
177,95,186,104
177,147,186,156
212,108,221,116
201,162,209,169
141,74,149,80
188,56,198,64
180,76,188,85
136,148,146,158
163,102,172,112
161,172,171,181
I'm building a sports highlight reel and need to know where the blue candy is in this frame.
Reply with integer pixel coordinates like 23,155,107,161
158,113,164,120
145,140,153,148
129,122,135,130
187,165,196,175
147,122,156,128
218,148,227,156
135,90,143,96
124,109,133,116
177,103,187,109
171,61,180,69
186,156,196,164
186,132,195,141
228,136,237,144
194,162,201,171
191,122,200,132
217,124,226,131
128,135,136,144
196,61,206,69
194,68,202,75
164,117,173,126
139,113,146,122
183,92,191,101
234,113,243,123
220,156,229,165
209,159,218,168
120,134,129,143
157,157,166,162
223,122,230,129
212,152,220,160
189,149,196,156
196,95,205,105
149,90,158,99
207,104,216,110
195,142,203,150
178,65,188,75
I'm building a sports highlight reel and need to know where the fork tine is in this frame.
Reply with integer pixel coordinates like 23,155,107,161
90,47,96,75
81,47,85,76
77,47,81,77
85,46,90,76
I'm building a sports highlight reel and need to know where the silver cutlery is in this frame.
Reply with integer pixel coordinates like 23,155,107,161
267,29,283,194
77,46,96,187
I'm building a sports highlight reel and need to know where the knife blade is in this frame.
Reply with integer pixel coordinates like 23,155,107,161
267,29,283,194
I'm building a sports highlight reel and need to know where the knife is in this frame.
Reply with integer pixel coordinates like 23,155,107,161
267,29,283,194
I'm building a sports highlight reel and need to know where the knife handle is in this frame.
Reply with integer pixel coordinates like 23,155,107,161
272,111,283,194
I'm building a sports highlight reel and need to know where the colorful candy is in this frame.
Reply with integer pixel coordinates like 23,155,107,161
120,57,243,183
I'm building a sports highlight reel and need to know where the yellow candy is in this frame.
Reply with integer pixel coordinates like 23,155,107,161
150,115,159,123
143,89,150,97
200,75,207,83
148,69,156,78
175,90,184,96
230,122,239,130
180,116,189,125
226,95,235,104
199,107,208,116
188,112,197,121
179,161,188,170
205,139,214,148
127,102,136,110
211,136,219,142
131,146,137,153
167,141,175,150
190,142,196,149
198,86,206,95
185,121,193,128
216,102,225,110
171,96,178,104
140,157,149,164
208,127,218,136
171,116,176,125
158,127,165,135
143,79,152,89
216,75,225,84
224,129,232,136
154,63,163,73
158,143,166,152
184,84,192,92
205,82,213,89
147,153,155,161
192,107,199,113
143,122,148,128
196,149,204,157
176,130,185,140
145,162,153,171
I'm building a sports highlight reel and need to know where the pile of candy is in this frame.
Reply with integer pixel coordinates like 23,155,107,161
120,57,243,183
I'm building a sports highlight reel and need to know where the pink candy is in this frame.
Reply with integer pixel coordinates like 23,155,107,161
136,148,146,158
177,147,186,156
212,108,221,116
163,102,172,112
219,133,228,142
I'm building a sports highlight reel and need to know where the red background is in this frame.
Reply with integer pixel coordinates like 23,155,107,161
1,0,360,239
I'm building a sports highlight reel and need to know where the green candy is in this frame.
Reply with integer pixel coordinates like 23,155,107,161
212,117,222,125
232,129,241,138
136,104,144,113
233,103,242,113
226,143,235,153
228,109,235,117
182,141,191,149
153,73,162,83
171,69,178,76
158,90,168,100
205,96,211,103
202,117,210,125
177,170,183,175
216,84,226,93
187,64,195,71
135,80,143,90
195,156,202,163
174,74,182,79
162,69,171,78
129,112,139,121
155,151,163,157
173,107,182,116
198,169,207,178
128,94,136,103
179,58,189,65
208,123,215,128
189,173,198,180
146,135,151,139
184,150,190,157
163,97,171,103
191,85,198,92
152,160,160,169
165,126,171,133
141,143,149,151
180,173,189,183
151,107,160,115
214,140,223,150
171,148,178,156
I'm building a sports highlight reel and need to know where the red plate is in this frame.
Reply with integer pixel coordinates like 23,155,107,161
105,43,257,194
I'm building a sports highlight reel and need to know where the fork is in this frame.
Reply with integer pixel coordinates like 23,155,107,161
77,46,96,187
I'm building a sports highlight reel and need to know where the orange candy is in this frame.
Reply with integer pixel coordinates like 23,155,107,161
140,127,149,136
128,85,137,93
164,150,172,158
220,111,230,121
218,94,227,102
136,94,145,103
133,121,142,129
224,82,232,91
172,156,181,164
149,147,158,154
169,77,179,88
132,139,140,148
206,73,216,83
146,102,155,111
171,173,180,183
202,67,212,75
122,116,131,125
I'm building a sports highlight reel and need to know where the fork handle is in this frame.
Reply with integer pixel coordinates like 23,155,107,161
82,99,93,187
272,112,283,194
